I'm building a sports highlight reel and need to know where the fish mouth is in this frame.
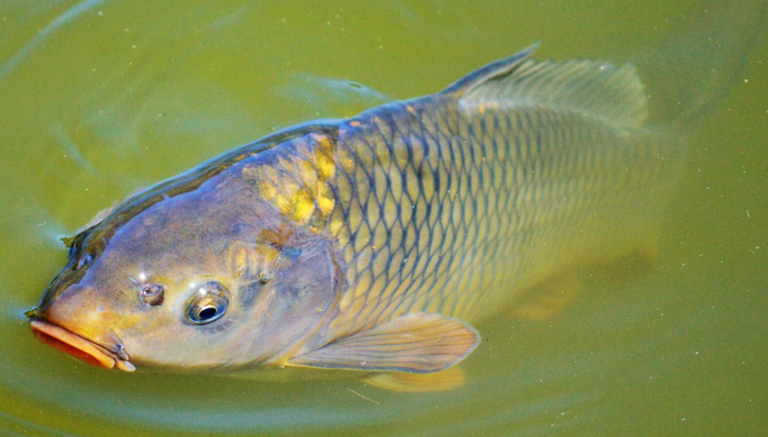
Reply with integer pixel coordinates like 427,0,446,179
29,319,135,372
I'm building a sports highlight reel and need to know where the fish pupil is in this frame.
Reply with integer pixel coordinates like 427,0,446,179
198,307,217,320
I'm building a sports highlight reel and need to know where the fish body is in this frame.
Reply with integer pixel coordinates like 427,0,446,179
29,45,683,386
257,58,680,357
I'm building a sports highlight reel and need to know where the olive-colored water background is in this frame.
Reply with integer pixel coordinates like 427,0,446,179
0,1,766,436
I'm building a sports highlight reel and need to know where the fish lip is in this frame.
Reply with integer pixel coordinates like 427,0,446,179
29,319,135,372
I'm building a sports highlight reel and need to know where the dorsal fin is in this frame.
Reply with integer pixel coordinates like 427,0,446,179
443,43,540,97
443,44,648,128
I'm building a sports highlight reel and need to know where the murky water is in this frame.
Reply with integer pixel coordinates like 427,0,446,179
1,1,766,436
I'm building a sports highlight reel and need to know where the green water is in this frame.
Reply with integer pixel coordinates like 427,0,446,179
1,1,766,436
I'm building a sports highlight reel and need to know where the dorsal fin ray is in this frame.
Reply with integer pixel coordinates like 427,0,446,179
443,44,648,128
442,43,540,97
287,312,479,373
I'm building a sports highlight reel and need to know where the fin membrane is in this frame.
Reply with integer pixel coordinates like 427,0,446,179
514,244,659,322
288,312,480,373
514,271,584,322
588,246,658,285
365,366,465,392
445,44,648,128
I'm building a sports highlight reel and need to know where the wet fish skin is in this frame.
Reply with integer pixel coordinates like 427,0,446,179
259,60,679,355
28,45,681,380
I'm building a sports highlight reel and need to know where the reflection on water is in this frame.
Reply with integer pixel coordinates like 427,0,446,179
0,1,766,436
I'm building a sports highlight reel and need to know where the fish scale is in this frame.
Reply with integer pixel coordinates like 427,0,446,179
313,92,674,337
28,46,684,379
29,1,764,384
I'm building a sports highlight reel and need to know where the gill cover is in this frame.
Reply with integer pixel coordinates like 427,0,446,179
241,227,343,365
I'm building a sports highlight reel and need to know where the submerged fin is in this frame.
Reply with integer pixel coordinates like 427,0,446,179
365,366,466,392
514,271,584,322
588,246,658,286
288,313,480,373
445,44,648,128
515,241,660,322
639,0,768,124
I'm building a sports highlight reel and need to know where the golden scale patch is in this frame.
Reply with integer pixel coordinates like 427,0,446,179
241,133,338,233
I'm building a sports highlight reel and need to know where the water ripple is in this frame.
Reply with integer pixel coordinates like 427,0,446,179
0,0,111,80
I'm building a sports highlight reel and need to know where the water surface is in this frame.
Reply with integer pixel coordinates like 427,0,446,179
0,1,766,436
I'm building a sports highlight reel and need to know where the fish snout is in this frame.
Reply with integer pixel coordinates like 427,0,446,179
29,284,135,372
40,284,109,332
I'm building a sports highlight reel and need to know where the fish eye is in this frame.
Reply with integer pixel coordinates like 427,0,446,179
74,253,93,270
186,282,230,325
140,284,165,306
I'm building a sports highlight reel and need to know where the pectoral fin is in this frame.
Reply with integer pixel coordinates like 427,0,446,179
288,312,480,373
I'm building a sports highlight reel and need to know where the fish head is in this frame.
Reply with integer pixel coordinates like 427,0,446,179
30,167,341,372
